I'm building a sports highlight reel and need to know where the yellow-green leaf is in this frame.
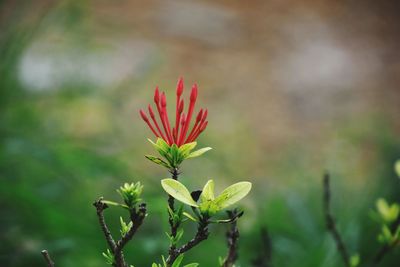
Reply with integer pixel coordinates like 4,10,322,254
179,142,197,156
186,147,212,159
200,180,215,202
376,198,399,223
214,182,252,210
156,138,170,151
183,212,198,222
161,179,199,207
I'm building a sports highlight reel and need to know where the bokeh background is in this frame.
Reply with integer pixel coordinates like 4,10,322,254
1,0,400,266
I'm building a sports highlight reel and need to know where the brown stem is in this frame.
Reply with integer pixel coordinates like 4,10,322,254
323,173,350,267
222,210,240,267
41,250,55,267
94,198,147,267
93,198,117,252
114,203,147,267
167,215,210,266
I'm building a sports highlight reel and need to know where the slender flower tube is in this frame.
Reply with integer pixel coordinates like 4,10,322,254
148,104,166,141
178,84,198,145
187,109,208,143
139,109,159,137
175,78,184,136
140,78,208,146
185,108,203,143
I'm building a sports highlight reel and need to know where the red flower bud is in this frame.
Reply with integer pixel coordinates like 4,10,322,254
190,84,198,102
140,109,149,122
154,87,160,104
200,120,208,132
176,77,184,97
140,78,207,146
148,104,155,118
178,100,184,113
196,109,203,122
201,109,208,122
161,92,167,107
181,113,186,126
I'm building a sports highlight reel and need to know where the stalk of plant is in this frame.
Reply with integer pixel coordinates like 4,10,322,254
141,78,251,266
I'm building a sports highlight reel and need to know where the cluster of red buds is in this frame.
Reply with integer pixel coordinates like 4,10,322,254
139,78,208,146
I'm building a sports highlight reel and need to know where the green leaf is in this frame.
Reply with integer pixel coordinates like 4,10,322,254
102,249,114,265
101,200,129,209
186,147,212,159
183,212,198,222
199,200,220,215
376,198,399,223
172,254,184,267
395,160,400,178
149,138,172,161
183,264,199,267
120,217,132,237
171,144,180,166
179,142,197,156
350,254,360,267
200,180,215,202
161,179,199,207
145,155,171,168
156,138,170,150
214,182,252,210
162,255,167,267
378,224,395,244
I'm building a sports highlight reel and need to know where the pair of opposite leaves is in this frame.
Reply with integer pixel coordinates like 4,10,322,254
161,179,252,215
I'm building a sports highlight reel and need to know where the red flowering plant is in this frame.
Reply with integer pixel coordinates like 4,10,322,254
139,78,211,170
41,78,252,267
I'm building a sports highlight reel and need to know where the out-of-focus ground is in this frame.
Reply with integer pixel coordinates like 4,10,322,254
1,1,399,267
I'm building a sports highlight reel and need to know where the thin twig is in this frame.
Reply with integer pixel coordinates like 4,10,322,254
93,198,147,267
93,198,117,252
41,250,55,267
323,173,350,267
114,203,147,266
222,210,240,267
167,215,210,265
251,227,273,267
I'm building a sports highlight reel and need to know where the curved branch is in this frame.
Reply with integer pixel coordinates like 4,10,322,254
167,216,209,265
94,198,147,267
93,198,117,252
41,250,55,267
323,173,350,267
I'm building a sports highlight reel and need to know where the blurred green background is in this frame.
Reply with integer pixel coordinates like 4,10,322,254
1,0,399,266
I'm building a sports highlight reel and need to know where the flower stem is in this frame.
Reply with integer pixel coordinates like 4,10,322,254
168,168,180,254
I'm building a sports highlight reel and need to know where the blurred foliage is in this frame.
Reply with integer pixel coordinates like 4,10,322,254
1,1,400,267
